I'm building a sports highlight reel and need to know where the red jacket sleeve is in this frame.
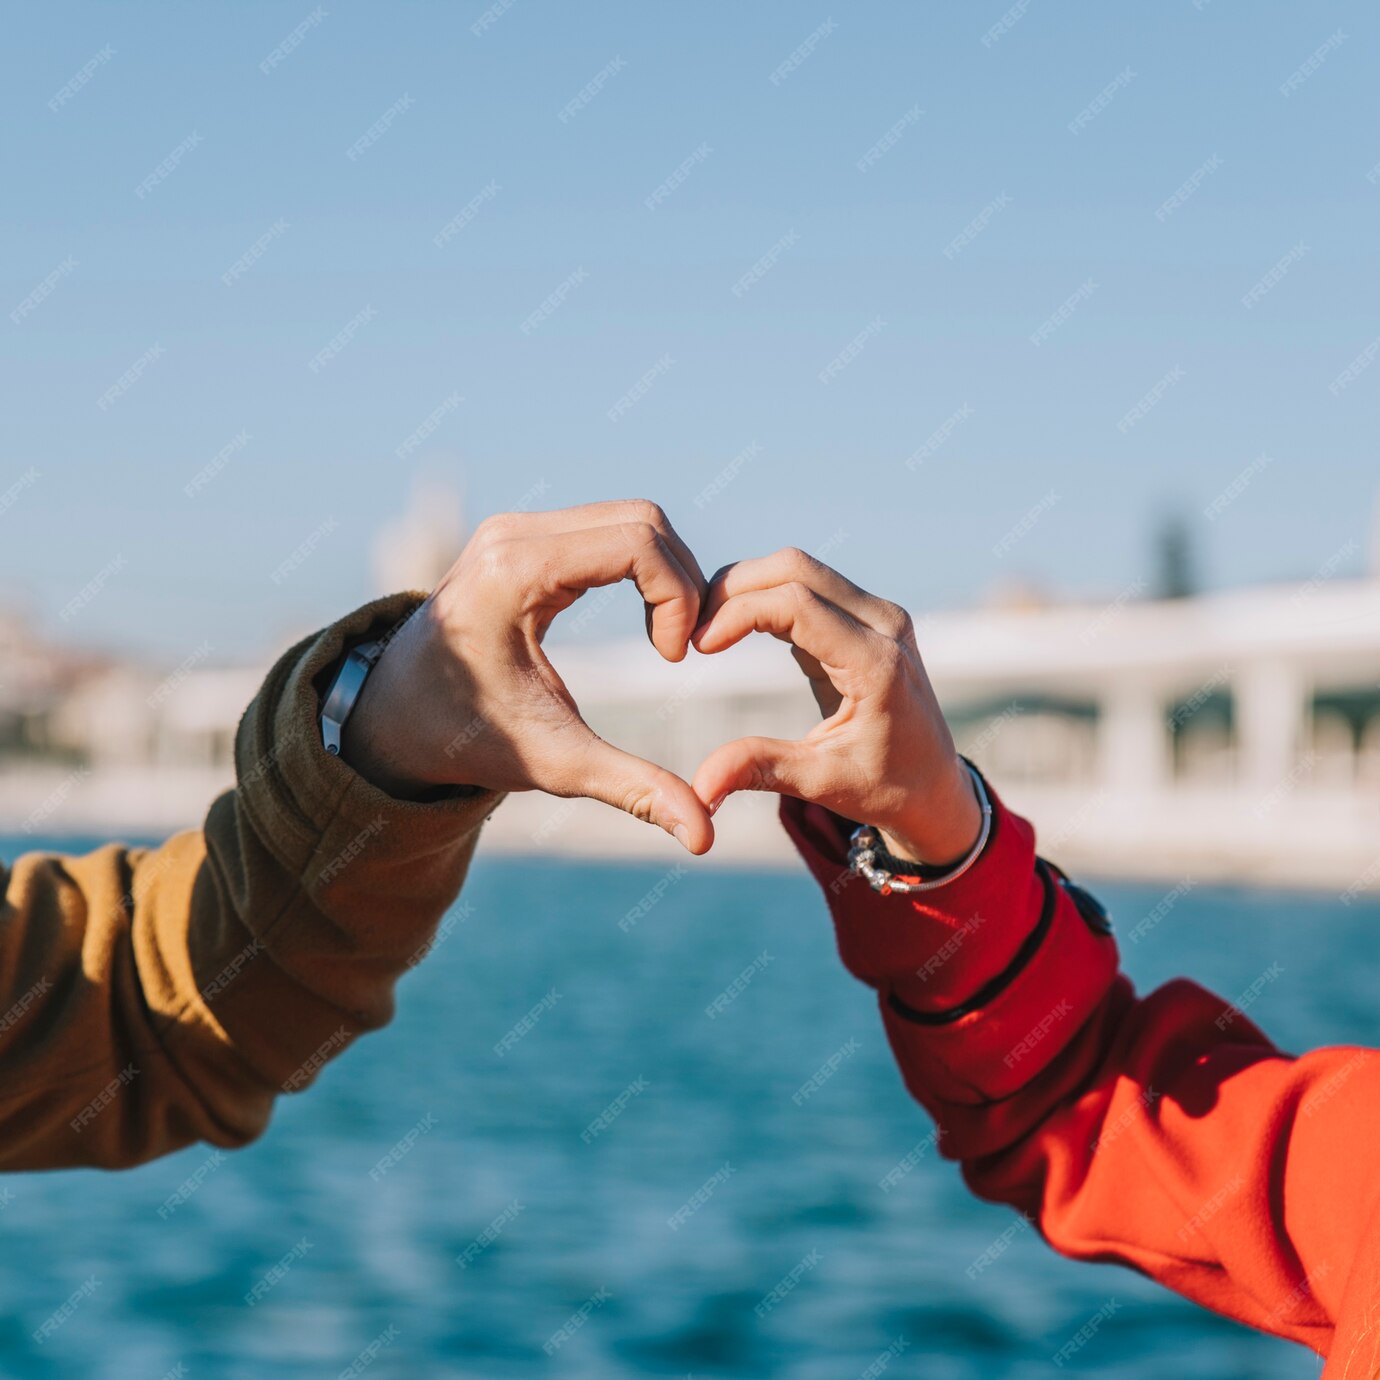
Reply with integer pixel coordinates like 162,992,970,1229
781,781,1380,1362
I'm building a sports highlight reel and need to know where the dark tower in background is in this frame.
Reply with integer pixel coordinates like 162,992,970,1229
1154,512,1197,600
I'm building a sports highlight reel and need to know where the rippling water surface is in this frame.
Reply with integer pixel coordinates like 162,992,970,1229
4,833,1373,1379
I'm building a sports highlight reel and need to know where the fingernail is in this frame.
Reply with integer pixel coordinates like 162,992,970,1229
672,824,692,851
709,794,726,817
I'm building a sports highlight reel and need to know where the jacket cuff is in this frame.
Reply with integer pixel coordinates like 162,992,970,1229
780,783,1118,1100
236,591,502,878
194,593,503,1093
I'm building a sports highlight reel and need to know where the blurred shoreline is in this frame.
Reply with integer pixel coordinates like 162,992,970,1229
1,758,1376,897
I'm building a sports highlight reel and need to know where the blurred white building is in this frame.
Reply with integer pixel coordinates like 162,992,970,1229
370,476,465,597
486,573,1380,893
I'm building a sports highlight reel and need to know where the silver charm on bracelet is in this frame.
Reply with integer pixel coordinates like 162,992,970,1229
847,763,993,896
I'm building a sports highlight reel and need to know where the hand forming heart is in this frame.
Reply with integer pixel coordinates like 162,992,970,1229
343,500,980,868
691,547,981,868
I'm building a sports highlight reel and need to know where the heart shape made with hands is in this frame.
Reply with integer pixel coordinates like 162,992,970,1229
542,541,958,862
374,502,971,866
612,542,969,867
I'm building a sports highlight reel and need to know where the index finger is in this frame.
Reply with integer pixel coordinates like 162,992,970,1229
526,521,702,660
482,498,708,611
693,581,878,675
697,546,903,637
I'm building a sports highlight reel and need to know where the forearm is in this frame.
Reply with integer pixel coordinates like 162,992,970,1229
0,593,499,1171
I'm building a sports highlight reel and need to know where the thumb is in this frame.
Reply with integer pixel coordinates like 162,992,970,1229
557,734,715,855
692,735,820,815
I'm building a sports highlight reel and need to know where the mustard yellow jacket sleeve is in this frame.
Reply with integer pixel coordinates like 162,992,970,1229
0,592,501,1171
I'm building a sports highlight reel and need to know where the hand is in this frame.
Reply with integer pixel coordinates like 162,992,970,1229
689,548,981,866
342,499,715,854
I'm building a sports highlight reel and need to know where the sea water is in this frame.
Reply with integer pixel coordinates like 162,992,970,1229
3,836,1370,1379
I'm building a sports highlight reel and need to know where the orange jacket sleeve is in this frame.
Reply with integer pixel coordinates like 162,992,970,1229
0,592,501,1171
781,778,1380,1366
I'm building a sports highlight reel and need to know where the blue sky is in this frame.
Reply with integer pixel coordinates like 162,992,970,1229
4,1,1378,661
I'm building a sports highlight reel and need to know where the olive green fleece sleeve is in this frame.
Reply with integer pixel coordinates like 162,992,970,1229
0,592,501,1171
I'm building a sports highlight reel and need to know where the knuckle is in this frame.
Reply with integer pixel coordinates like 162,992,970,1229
740,745,796,794
880,601,913,638
618,783,658,824
783,580,816,610
746,758,777,793
627,498,667,529
474,538,523,585
874,638,904,674
625,523,678,573
778,545,816,576
624,520,662,547
473,512,519,545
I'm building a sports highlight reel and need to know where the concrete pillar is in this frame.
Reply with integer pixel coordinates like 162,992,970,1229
1099,679,1170,794
1236,659,1306,793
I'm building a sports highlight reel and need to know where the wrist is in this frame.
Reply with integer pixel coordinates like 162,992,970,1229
338,622,447,801
876,757,983,868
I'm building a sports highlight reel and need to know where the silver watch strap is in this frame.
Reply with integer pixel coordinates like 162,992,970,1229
320,639,384,756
